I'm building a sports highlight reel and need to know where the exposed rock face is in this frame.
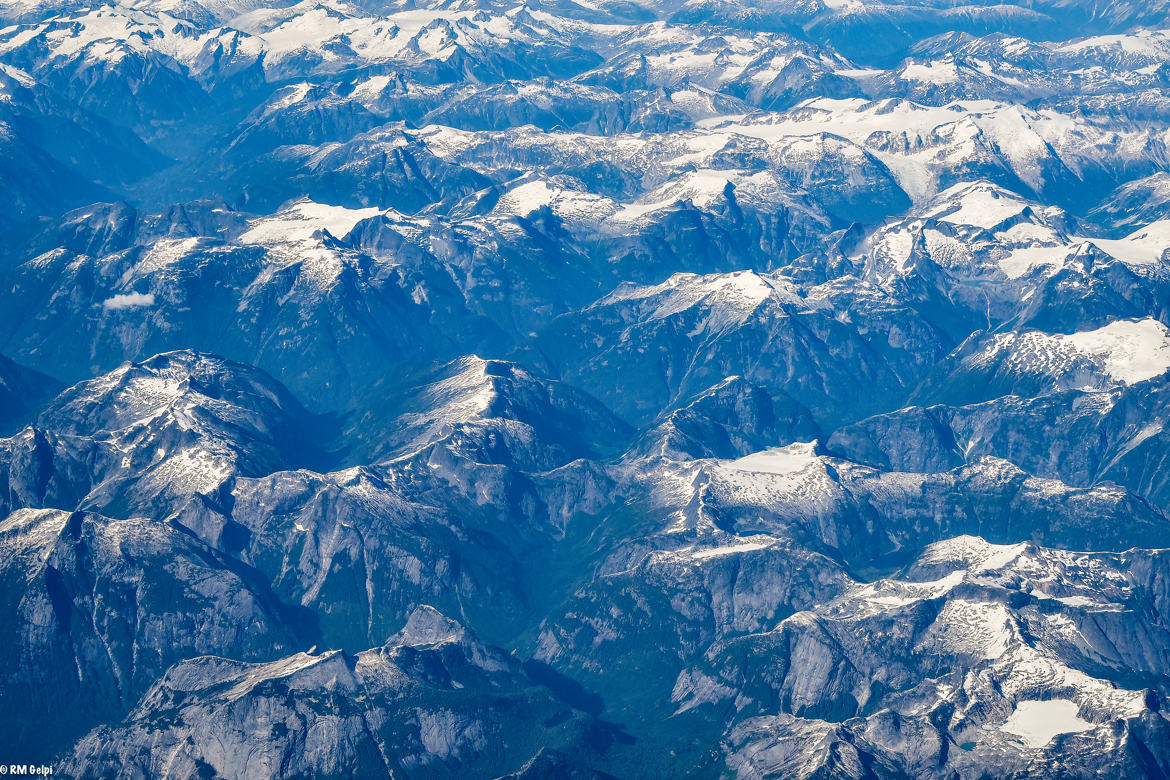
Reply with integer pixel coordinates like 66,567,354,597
0,508,302,760
0,350,326,520
706,538,1170,779
63,606,614,780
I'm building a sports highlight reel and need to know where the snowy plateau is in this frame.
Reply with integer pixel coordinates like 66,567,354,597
4,0,1170,776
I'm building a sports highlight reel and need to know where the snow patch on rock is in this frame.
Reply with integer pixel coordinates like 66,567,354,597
999,699,1093,748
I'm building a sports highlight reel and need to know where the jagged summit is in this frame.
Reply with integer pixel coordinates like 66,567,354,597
348,354,632,468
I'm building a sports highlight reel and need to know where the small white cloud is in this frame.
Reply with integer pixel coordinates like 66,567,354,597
102,292,156,310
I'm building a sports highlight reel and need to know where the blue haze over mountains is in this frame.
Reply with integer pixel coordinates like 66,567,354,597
4,0,1170,775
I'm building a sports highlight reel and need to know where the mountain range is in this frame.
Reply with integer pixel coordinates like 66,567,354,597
2,0,1170,776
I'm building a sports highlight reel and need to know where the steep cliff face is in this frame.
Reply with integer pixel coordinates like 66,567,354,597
0,508,303,760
